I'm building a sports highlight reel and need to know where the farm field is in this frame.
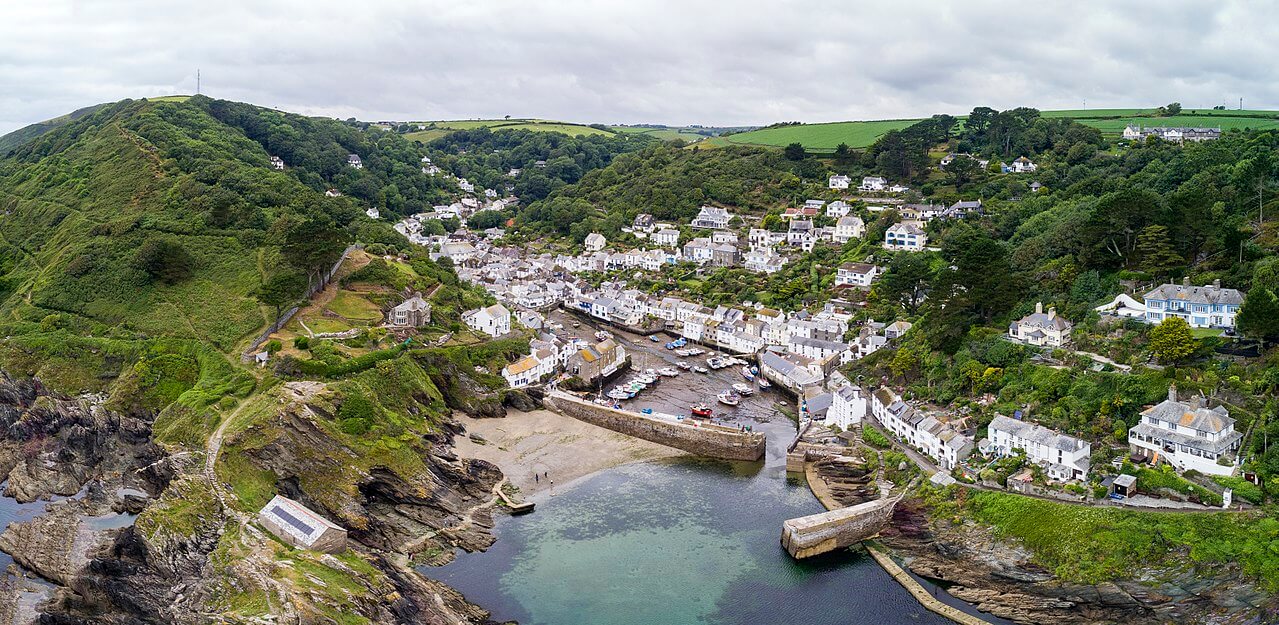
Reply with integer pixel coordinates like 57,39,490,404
407,118,618,140
713,108,1279,152
611,126,716,141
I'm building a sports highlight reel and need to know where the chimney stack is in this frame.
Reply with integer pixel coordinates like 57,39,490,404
1048,307,1057,320
1168,384,1177,403
1212,279,1221,289
1182,277,1191,287
1035,302,1043,315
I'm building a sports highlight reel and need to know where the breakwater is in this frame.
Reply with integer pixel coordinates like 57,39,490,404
544,391,766,461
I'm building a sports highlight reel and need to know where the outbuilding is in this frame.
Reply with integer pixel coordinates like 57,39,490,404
258,495,348,553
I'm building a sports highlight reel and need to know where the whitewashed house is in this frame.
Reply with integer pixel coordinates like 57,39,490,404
825,201,851,218
1009,302,1073,347
860,176,887,192
828,384,867,430
690,206,733,229
1128,386,1242,476
654,228,681,248
831,216,865,244
269,156,286,170
829,174,852,190
884,223,928,251
584,232,607,252
463,304,511,337
347,154,363,169
743,248,786,274
987,415,1090,481
365,207,380,219
834,262,878,288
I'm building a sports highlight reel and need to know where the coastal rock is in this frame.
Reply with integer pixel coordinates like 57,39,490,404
0,374,164,504
881,498,1274,624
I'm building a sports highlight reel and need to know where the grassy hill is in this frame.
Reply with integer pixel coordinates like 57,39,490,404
712,108,1279,152
0,103,112,153
0,95,439,352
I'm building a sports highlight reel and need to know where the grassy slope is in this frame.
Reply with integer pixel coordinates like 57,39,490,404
717,108,1279,152
0,102,270,349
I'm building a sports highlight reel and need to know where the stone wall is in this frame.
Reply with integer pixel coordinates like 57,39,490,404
544,392,766,461
780,496,898,559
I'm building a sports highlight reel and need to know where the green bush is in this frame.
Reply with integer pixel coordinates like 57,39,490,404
862,424,891,448
1213,476,1264,505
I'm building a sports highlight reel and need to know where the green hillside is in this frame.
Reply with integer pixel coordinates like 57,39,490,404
715,108,1279,152
0,96,442,350
0,103,111,153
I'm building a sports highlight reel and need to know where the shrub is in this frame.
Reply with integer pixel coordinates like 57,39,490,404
862,424,891,448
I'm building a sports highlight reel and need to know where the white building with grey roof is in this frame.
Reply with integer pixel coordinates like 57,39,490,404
1128,385,1242,476
987,414,1090,481
258,495,348,553
1009,302,1073,347
1143,278,1243,330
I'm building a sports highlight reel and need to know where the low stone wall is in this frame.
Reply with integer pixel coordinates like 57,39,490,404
544,392,766,461
780,496,898,559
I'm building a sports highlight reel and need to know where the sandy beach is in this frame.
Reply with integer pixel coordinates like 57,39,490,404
453,408,684,496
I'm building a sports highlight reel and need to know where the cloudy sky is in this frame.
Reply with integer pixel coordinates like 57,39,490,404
0,1,1271,134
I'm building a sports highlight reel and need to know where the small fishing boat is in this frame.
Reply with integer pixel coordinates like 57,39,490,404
595,330,613,341
732,383,754,396
649,335,661,342
687,348,704,356
572,321,581,328
740,366,755,381
675,361,692,370
607,389,631,400
692,365,710,374
707,357,727,369
757,377,772,390
691,404,713,418
717,392,740,406
657,367,680,377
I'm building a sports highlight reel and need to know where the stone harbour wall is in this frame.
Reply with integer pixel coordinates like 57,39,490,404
545,392,766,461
781,496,898,559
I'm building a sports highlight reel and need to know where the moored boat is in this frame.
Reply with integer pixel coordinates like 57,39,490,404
692,365,709,374
740,366,755,381
658,367,680,377
675,361,692,370
757,377,772,389
732,383,754,396
691,403,713,417
717,391,740,406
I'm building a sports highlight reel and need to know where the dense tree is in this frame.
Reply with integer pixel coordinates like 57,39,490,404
1135,225,1183,275
1148,317,1198,364
945,154,982,188
133,238,195,285
255,272,306,320
1237,286,1279,344
878,253,934,313
283,217,347,286
783,142,807,161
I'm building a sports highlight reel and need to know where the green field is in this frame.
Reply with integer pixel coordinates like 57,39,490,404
611,126,714,142
408,118,618,139
713,108,1279,152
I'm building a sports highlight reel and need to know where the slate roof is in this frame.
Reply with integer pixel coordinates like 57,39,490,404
1144,283,1243,306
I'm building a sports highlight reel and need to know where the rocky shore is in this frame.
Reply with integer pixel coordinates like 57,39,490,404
0,369,517,624
879,498,1276,625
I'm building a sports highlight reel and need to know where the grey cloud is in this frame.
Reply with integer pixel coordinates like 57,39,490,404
1,0,1276,134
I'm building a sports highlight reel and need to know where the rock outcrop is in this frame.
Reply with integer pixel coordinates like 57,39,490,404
880,498,1275,624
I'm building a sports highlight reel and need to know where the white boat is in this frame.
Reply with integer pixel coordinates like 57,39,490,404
717,391,740,406
707,357,727,369
757,377,772,390
658,367,680,377
692,365,709,374
675,361,692,370
687,348,704,356
740,366,755,381
595,330,613,341
607,389,631,400
732,383,754,396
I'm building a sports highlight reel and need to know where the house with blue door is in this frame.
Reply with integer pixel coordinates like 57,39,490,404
1143,279,1243,330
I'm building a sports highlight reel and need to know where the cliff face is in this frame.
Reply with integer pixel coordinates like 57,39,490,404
0,374,167,503
880,498,1275,625
0,370,508,624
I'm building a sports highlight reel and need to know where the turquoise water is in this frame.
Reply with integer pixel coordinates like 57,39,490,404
428,455,1006,625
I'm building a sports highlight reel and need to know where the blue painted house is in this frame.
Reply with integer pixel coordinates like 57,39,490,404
1143,279,1243,330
